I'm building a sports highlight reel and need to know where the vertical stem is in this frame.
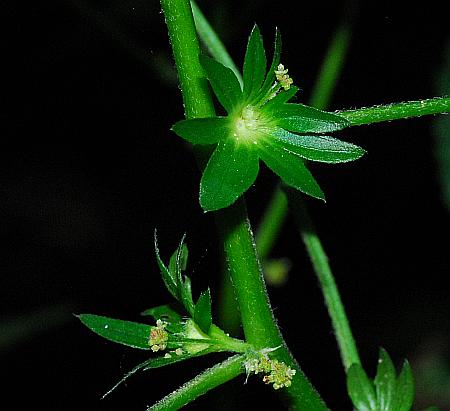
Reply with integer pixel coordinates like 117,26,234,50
160,1,328,408
160,0,215,120
216,200,280,347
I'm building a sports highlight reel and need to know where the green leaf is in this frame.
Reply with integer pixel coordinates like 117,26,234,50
141,304,181,321
168,236,188,286
164,235,194,315
374,348,397,411
261,86,298,111
243,25,267,102
181,275,195,316
102,357,155,399
200,54,243,113
103,350,213,399
154,231,178,299
347,363,377,411
268,103,350,133
392,360,414,411
172,117,231,145
194,289,212,333
141,304,183,323
78,314,151,350
200,138,259,211
270,127,365,163
258,139,325,200
257,28,282,102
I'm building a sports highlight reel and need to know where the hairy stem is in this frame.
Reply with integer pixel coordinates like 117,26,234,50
286,190,361,369
160,0,327,409
160,0,214,119
147,355,245,411
338,97,450,126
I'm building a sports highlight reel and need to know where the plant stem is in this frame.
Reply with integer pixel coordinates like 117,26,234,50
147,355,245,411
160,0,327,409
338,97,450,126
215,200,328,410
255,186,288,262
160,0,215,120
215,201,280,347
286,190,361,370
309,24,352,110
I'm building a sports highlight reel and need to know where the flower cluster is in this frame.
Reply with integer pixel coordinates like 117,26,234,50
148,319,169,352
274,63,293,90
244,351,296,390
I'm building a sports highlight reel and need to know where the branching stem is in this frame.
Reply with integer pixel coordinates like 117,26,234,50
338,97,450,126
159,0,327,409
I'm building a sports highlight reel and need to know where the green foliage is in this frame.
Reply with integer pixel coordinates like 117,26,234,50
78,234,250,399
80,0,450,407
194,288,212,333
347,348,415,411
172,25,365,211
77,314,152,350
155,232,195,315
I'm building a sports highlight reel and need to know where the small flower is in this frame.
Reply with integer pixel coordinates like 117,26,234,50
148,319,169,352
244,350,296,390
263,359,296,390
274,64,293,90
172,25,365,212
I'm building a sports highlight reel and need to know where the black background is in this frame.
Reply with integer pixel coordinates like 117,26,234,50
1,0,449,409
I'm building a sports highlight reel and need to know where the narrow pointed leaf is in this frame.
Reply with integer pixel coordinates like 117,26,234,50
181,275,195,316
374,348,397,411
141,304,183,323
78,314,151,350
194,289,212,333
243,25,267,101
104,350,215,399
154,232,178,299
258,140,325,200
172,117,231,145
178,242,189,271
270,103,350,133
168,235,188,288
141,307,184,334
258,28,282,101
102,357,155,399
261,86,298,111
200,138,259,211
270,128,365,163
142,350,211,370
392,360,414,411
200,55,242,113
347,363,377,411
